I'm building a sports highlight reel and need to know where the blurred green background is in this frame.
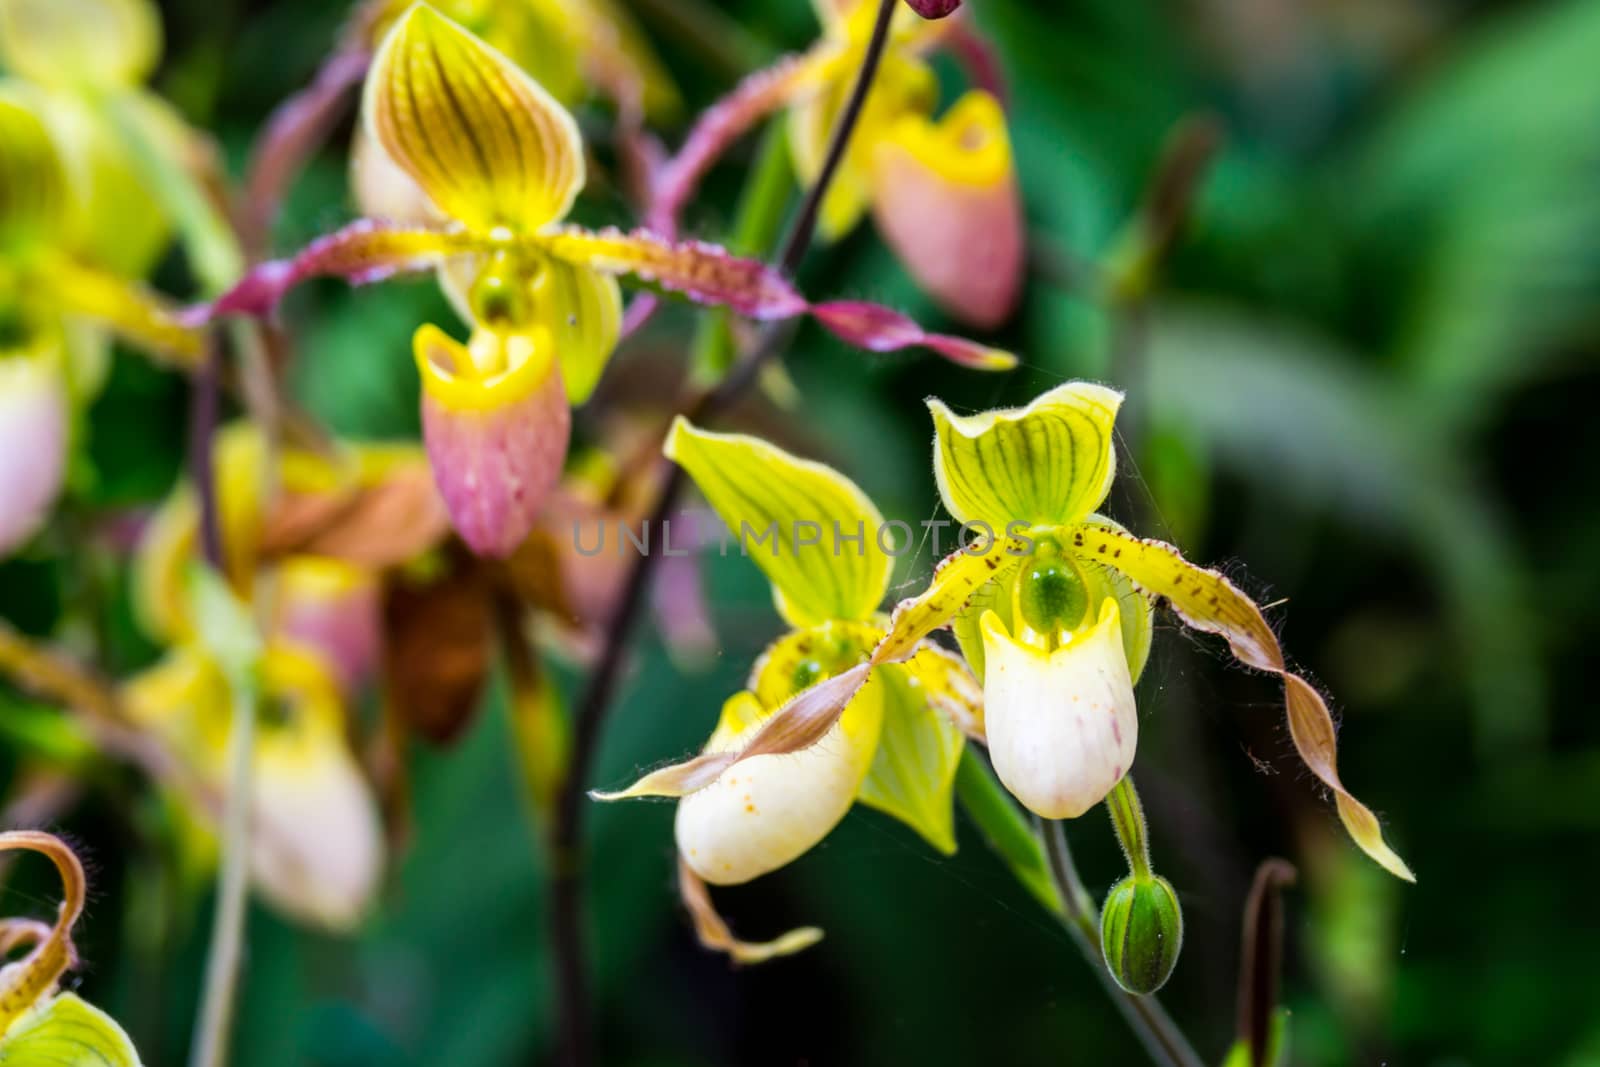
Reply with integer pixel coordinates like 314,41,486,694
5,0,1600,1063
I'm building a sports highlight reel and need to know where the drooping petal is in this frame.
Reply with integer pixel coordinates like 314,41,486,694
677,856,823,965
1072,521,1415,882
872,534,1031,665
414,323,570,558
48,255,204,367
205,219,482,321
0,0,160,90
593,663,873,800
675,676,884,886
809,300,1017,369
244,45,373,250
928,381,1122,528
981,598,1137,819
269,556,382,694
870,90,1022,328
363,3,584,232
249,647,385,930
665,418,893,626
854,658,966,853
541,225,809,319
0,349,68,557
0,993,142,1066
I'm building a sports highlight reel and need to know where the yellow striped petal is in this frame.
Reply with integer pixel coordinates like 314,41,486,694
666,418,893,627
929,381,1123,528
363,3,584,232
854,657,966,853
0,994,142,1065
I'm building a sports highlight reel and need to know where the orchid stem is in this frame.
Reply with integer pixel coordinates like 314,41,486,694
547,3,898,1064
1039,818,1206,1067
107,85,263,1067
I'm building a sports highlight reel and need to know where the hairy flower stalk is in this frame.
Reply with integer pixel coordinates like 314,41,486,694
199,3,1012,563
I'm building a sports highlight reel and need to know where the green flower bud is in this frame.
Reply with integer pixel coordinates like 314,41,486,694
1100,874,1184,995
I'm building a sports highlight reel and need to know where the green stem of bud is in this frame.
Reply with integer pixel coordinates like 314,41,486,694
1107,775,1152,880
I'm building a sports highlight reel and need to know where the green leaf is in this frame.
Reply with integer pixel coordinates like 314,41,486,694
665,417,893,627
928,382,1122,530
952,749,1061,916
0,993,143,1066
854,662,964,854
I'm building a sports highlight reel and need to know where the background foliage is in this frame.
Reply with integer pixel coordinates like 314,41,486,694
4,0,1599,1063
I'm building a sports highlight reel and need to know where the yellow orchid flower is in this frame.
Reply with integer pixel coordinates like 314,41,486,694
209,3,1014,560
649,0,1023,327
0,89,201,557
0,831,143,1065
595,418,979,961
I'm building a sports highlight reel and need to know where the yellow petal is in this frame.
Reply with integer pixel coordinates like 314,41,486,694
666,417,894,627
363,3,585,232
854,658,965,853
675,676,883,886
928,381,1123,528
980,598,1137,819
1073,520,1414,881
0,993,142,1065
0,0,160,90
0,91,69,249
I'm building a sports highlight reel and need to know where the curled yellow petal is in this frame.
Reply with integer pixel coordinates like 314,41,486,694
1072,521,1414,882
364,3,585,232
929,381,1123,529
0,831,84,1033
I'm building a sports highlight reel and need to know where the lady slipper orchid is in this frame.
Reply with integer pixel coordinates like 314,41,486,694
0,832,143,1065
617,382,1415,885
596,419,979,961
206,3,1014,560
0,90,200,557
886,382,1414,880
648,0,1023,328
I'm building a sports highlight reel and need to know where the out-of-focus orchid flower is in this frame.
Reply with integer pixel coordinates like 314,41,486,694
0,832,144,1065
206,4,1014,560
0,0,215,280
0,91,201,557
609,383,1415,884
121,643,385,930
133,423,449,687
595,419,979,961
649,0,1023,328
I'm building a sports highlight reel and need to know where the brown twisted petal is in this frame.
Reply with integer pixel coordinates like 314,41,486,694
677,856,822,964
